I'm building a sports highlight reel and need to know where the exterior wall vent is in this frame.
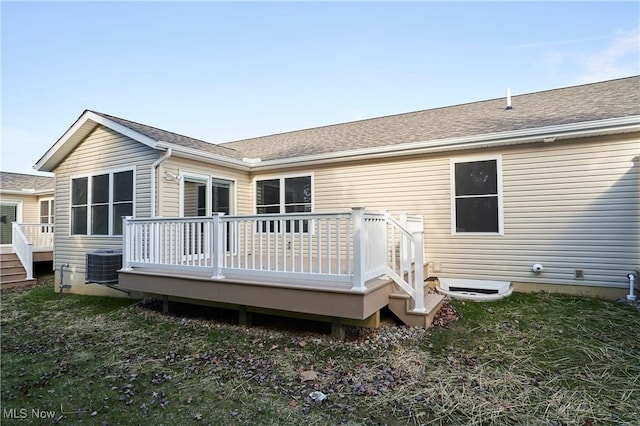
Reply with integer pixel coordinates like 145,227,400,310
86,249,122,284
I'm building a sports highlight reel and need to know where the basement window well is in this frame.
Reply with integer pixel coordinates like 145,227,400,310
436,278,513,301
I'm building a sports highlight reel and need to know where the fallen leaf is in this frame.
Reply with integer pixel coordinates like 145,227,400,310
300,370,318,382
270,344,278,351
298,340,307,348
288,399,298,407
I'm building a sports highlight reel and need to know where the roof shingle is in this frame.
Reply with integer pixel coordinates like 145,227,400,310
92,76,640,163
0,172,54,192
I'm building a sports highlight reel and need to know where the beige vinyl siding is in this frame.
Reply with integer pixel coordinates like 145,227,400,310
0,193,42,223
255,132,639,289
53,125,157,291
157,158,252,217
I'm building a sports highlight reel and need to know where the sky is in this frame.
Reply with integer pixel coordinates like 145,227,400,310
1,1,639,175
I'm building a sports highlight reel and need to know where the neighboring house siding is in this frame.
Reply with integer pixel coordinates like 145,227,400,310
157,158,252,217
258,132,639,289
53,125,157,293
0,193,40,223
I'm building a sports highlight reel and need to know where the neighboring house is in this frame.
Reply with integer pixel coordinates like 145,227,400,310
0,172,55,285
34,76,639,332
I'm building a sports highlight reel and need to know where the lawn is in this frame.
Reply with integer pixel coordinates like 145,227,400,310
1,277,638,425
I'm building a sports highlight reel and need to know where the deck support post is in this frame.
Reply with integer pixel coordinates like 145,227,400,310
351,207,366,292
239,305,252,326
162,295,170,314
331,317,346,340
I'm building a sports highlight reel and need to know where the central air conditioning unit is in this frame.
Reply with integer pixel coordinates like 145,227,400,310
86,249,122,284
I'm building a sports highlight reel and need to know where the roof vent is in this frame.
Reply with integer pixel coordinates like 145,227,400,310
242,157,262,165
505,88,513,110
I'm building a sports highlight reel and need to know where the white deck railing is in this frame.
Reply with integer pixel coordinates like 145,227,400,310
11,223,55,281
122,208,427,312
18,224,54,249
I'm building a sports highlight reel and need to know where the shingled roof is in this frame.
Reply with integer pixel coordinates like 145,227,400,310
89,76,639,164
0,172,54,192
219,76,640,161
92,112,244,160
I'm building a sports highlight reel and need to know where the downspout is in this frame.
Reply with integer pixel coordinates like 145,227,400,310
59,263,70,292
151,148,172,217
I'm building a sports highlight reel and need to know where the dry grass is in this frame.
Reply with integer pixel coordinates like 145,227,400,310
1,278,639,425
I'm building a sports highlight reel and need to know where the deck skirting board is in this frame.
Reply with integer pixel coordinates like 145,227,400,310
118,269,395,320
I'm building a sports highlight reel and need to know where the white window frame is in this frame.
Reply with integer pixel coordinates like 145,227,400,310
253,173,314,215
0,201,21,246
178,170,237,217
450,155,503,236
39,197,54,225
69,166,136,237
254,173,314,234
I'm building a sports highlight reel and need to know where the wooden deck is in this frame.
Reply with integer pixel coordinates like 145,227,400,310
117,211,444,336
117,261,445,338
118,266,396,324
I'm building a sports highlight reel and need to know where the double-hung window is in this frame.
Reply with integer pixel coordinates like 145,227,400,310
256,175,312,231
451,157,503,234
71,169,134,236
40,198,54,233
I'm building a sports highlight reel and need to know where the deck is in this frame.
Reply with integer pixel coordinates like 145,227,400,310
4,224,54,283
116,209,444,333
118,266,397,325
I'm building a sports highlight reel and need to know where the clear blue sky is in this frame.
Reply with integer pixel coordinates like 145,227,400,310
2,1,639,175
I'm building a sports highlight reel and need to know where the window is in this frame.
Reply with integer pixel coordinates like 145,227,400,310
40,198,54,233
71,170,134,236
182,177,207,217
451,157,502,234
71,177,88,235
256,175,312,231
40,199,54,225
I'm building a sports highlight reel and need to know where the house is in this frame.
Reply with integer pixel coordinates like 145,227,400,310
0,171,55,286
34,76,639,333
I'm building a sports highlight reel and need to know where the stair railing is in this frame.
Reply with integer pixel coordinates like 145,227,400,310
363,212,426,313
11,223,33,280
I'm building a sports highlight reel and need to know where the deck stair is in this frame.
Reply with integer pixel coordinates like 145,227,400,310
0,252,33,289
388,282,446,328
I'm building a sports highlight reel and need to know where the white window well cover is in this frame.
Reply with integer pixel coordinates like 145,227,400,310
437,278,513,301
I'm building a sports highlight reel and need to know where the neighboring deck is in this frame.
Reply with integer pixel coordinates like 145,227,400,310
116,210,445,333
2,224,54,288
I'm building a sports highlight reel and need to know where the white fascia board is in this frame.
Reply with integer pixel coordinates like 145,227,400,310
0,189,53,196
35,111,160,172
251,116,640,171
156,142,250,171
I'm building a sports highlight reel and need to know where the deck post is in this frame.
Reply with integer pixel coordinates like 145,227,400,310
331,317,346,340
400,213,409,273
162,295,170,314
121,216,133,271
211,213,225,279
351,207,366,292
238,305,253,326
412,231,426,313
